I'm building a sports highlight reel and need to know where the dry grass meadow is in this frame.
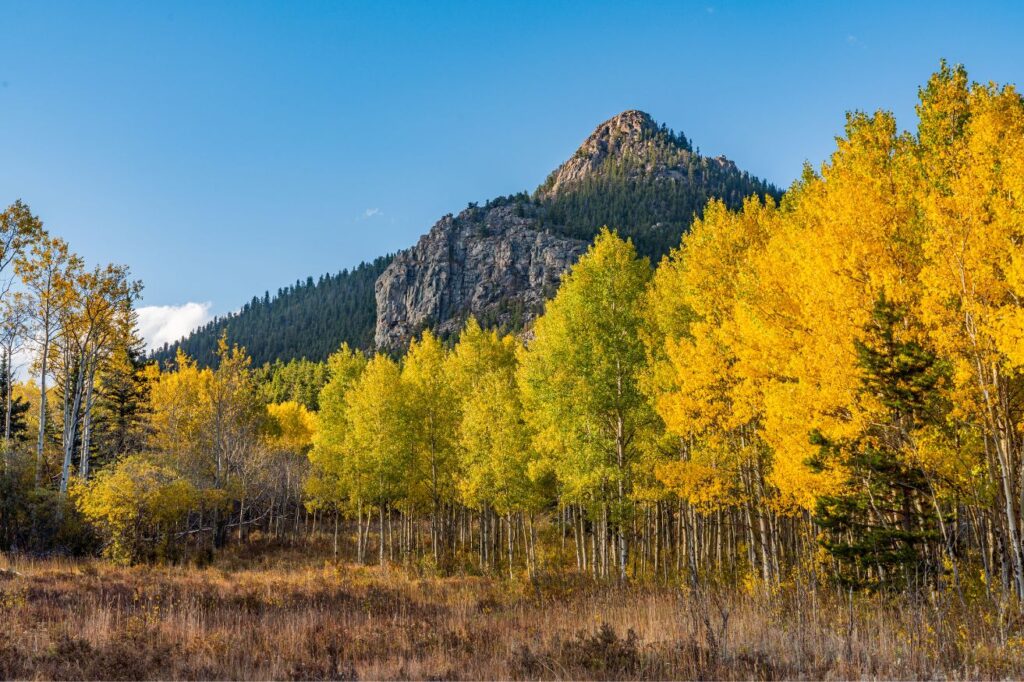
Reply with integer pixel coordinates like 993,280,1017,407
0,541,1022,680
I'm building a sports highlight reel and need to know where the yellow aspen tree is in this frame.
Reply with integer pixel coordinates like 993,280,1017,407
647,196,780,580
343,354,410,565
56,263,141,489
735,110,922,511
15,235,81,487
447,317,520,511
402,330,459,563
916,62,1024,596
264,400,317,541
449,319,545,575
148,351,214,480
306,344,366,520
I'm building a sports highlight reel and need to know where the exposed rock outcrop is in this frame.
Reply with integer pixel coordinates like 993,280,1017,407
537,109,667,197
374,203,586,351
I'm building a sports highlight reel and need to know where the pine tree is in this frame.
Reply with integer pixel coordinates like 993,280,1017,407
152,256,392,367
810,294,944,591
92,328,151,467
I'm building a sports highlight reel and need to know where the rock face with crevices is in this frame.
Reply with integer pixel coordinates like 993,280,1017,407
374,202,586,351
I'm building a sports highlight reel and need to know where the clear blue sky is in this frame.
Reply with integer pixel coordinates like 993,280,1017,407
2,1,1021,341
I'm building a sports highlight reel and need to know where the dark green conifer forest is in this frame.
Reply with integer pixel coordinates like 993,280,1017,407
152,256,392,367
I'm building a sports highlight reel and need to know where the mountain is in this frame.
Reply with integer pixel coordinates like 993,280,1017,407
151,256,391,367
155,110,779,363
375,110,778,350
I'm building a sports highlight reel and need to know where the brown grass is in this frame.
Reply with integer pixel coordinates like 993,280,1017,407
1,547,1023,680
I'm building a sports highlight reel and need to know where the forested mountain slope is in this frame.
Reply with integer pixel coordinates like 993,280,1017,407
536,110,776,259
152,255,391,366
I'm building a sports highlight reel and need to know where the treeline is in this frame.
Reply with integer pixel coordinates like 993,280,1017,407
151,256,392,367
5,64,1024,605
297,63,1023,596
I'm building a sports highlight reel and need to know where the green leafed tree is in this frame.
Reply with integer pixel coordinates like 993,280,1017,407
306,344,366,533
519,228,655,581
402,330,459,564
343,353,411,565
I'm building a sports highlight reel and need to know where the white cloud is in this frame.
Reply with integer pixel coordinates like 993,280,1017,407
360,207,382,220
136,301,213,351
7,302,213,381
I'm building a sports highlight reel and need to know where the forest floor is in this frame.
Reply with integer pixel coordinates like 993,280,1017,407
2,541,1023,680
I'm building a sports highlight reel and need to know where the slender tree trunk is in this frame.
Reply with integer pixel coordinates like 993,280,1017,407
616,416,628,582
35,334,49,488
572,506,582,571
59,360,86,494
333,510,339,559
507,512,514,580
4,351,12,446
238,495,246,544
379,505,385,567
388,507,395,562
356,501,364,564
528,513,538,576
78,365,96,480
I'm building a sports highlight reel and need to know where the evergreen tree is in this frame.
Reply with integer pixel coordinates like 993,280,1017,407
254,357,330,410
810,294,945,591
92,329,151,467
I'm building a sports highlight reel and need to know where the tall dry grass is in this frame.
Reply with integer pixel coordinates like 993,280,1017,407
1,546,1022,680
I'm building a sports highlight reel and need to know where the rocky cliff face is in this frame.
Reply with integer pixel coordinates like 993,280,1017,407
374,202,586,351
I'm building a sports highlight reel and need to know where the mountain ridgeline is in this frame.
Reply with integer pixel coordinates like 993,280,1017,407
152,256,391,367
156,110,778,363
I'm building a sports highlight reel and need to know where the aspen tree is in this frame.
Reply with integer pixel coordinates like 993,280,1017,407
402,331,459,563
917,63,1024,596
520,229,653,581
343,354,410,565
16,236,80,487
306,344,366,540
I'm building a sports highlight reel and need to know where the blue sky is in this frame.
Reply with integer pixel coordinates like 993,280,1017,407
1,1,1021,347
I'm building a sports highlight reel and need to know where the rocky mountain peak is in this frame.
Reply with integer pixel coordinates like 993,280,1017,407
586,109,660,146
537,109,688,198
